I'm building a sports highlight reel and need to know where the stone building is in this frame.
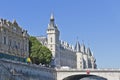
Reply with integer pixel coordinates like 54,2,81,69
0,18,29,61
37,14,97,69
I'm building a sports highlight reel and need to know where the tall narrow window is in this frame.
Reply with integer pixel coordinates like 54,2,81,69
18,42,20,49
25,44,27,51
51,45,52,50
14,41,17,49
9,39,11,46
51,37,52,43
3,29,6,34
3,37,6,45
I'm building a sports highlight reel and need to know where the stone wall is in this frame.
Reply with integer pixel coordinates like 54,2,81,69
0,59,56,80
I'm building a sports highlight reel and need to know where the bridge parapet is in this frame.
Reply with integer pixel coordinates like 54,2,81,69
56,68,120,80
56,68,120,72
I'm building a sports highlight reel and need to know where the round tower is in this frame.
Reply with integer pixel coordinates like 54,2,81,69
75,41,84,69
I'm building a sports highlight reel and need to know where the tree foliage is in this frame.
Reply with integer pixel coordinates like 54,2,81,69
29,36,52,65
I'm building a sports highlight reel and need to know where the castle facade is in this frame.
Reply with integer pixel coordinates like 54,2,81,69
37,14,97,69
0,18,29,61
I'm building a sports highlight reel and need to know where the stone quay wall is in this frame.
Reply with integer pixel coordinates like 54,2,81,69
0,59,56,80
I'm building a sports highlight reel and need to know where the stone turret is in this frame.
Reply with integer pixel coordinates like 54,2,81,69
13,19,18,26
81,44,85,53
75,41,81,52
90,53,97,69
75,41,84,69
87,48,92,56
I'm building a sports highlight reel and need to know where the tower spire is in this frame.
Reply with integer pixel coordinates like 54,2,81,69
49,13,55,27
50,13,54,20
75,37,81,52
87,48,92,56
81,40,85,53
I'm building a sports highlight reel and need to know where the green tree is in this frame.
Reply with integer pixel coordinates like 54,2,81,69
29,36,52,65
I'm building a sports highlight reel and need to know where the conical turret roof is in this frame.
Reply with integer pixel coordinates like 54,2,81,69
75,41,81,52
87,48,92,56
81,43,85,53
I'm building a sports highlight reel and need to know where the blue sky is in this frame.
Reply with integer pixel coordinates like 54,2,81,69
0,0,120,68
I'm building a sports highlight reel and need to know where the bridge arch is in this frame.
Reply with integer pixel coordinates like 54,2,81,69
62,74,107,80
56,69,120,80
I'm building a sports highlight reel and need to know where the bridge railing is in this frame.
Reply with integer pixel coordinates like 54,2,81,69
55,68,120,72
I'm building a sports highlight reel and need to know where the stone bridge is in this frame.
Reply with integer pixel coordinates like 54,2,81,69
56,68,120,80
